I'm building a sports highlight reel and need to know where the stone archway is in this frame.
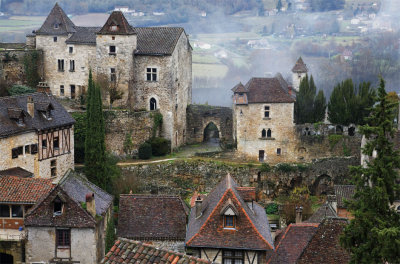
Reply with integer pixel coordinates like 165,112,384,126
0,253,13,264
203,122,220,143
312,174,333,195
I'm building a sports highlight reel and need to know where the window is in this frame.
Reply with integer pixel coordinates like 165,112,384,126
60,85,65,96
56,229,71,247
54,197,63,215
0,204,10,217
53,36,57,42
11,205,23,218
25,145,30,154
224,215,235,228
54,136,59,149
69,60,75,72
12,148,19,159
17,146,23,155
110,68,116,82
69,46,73,53
264,106,270,118
146,68,157,81
110,25,118,31
42,139,47,149
261,129,266,138
51,160,57,177
223,250,243,264
112,36,115,40
58,59,64,71
277,148,281,155
259,150,265,162
31,143,38,154
267,129,272,138
109,45,116,54
70,85,76,99
150,98,157,111
54,23,59,29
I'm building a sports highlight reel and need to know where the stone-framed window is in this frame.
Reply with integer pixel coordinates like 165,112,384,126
56,229,70,248
267,129,272,138
109,45,116,55
69,60,75,72
146,67,158,81
150,98,157,111
277,148,281,155
60,85,65,96
259,150,265,162
222,250,244,264
53,36,57,42
51,159,57,177
264,106,270,118
261,129,266,138
110,68,116,82
69,46,73,53
58,59,64,72
70,85,76,99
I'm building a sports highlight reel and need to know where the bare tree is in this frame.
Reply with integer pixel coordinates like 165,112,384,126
96,68,124,109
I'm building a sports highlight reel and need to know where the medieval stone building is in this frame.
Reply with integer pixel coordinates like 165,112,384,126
27,3,192,149
291,57,308,92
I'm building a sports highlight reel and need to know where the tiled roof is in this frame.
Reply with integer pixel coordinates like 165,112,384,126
0,175,53,204
134,27,184,55
232,82,247,93
267,223,319,264
66,27,100,45
305,203,338,223
0,93,75,138
98,11,136,35
244,77,295,104
291,57,308,73
0,167,34,178
298,218,350,264
117,194,188,240
25,186,97,228
59,171,113,216
186,174,274,250
334,185,355,208
102,238,211,264
236,187,256,202
35,3,76,35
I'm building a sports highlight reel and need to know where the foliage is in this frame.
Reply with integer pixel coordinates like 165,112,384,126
295,75,326,124
71,112,86,163
328,79,376,125
23,50,40,88
105,215,116,254
342,142,351,157
296,163,310,172
151,112,163,138
123,132,134,155
148,137,170,156
340,78,400,263
80,202,87,210
8,84,36,95
328,134,343,150
310,0,345,12
386,91,399,123
138,142,152,159
282,186,313,224
260,163,271,172
266,203,278,215
275,163,297,173
96,72,124,109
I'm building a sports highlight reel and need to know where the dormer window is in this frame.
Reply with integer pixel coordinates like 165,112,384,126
220,199,238,229
110,25,118,31
224,215,235,228
54,197,63,216
54,23,59,29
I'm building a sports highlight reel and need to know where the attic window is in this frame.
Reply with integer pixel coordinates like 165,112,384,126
54,197,63,216
110,25,118,31
54,23,59,29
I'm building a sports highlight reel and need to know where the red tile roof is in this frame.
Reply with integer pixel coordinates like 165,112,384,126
98,11,135,35
0,175,53,204
244,77,295,104
0,167,33,178
101,238,211,264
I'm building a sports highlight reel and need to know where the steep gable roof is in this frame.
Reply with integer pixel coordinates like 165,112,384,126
117,194,188,240
24,186,96,228
134,27,185,55
334,185,355,208
102,238,211,264
232,82,247,93
66,26,100,45
35,3,76,35
0,175,53,204
186,174,273,250
244,77,295,104
292,57,308,73
0,93,75,138
267,223,319,264
98,11,135,35
305,202,338,223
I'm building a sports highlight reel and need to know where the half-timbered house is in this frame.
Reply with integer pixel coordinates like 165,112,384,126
0,92,75,178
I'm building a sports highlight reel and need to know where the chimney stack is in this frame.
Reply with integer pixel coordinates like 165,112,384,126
295,206,303,224
27,96,34,118
195,196,203,218
85,193,96,218
288,86,293,96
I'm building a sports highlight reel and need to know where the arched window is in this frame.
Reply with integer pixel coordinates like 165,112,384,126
261,129,266,138
150,98,157,110
267,129,272,138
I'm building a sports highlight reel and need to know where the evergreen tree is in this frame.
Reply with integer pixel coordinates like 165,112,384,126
314,90,326,122
276,0,282,11
105,216,116,253
341,78,400,263
85,70,107,188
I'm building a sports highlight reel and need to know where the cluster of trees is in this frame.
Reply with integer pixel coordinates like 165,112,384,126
309,0,345,12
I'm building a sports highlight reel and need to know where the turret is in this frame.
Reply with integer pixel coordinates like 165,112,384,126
291,57,308,92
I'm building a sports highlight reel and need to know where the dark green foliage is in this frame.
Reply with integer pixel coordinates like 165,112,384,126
70,112,86,163
340,78,400,263
310,0,345,11
275,163,297,173
151,112,163,138
105,216,116,254
8,85,36,95
260,163,271,172
295,75,326,124
328,79,375,125
138,142,152,159
266,203,278,214
23,50,40,88
149,137,171,156
328,134,343,150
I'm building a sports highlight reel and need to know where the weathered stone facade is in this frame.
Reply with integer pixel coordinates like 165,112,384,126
0,241,24,264
186,104,233,144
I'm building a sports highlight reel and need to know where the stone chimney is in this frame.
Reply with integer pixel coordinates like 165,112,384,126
295,206,303,224
288,85,293,96
27,96,34,118
195,196,203,218
85,193,96,218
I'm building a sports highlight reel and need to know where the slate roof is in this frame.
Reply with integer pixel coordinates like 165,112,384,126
241,77,295,104
334,185,355,208
0,93,75,138
35,3,76,35
65,27,100,45
291,57,308,73
186,174,274,251
0,175,53,204
59,171,113,216
267,223,319,264
98,11,136,35
306,203,338,223
232,82,247,93
102,238,211,264
297,218,350,264
117,194,188,240
0,167,34,178
134,27,185,55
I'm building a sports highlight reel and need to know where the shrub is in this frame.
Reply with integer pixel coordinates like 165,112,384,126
260,163,271,172
266,203,279,215
8,85,36,95
275,163,297,173
138,142,152,159
149,137,170,156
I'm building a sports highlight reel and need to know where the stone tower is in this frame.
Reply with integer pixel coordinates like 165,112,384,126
291,57,308,92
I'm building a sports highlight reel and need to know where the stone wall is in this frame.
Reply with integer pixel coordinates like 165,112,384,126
104,110,156,156
0,241,24,264
186,104,233,144
120,157,359,204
